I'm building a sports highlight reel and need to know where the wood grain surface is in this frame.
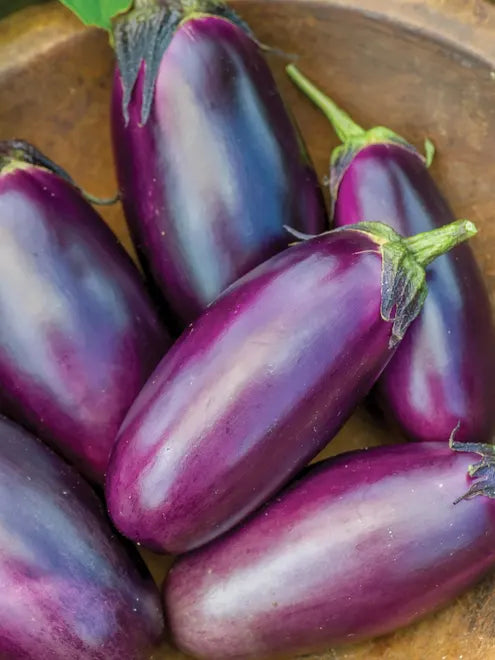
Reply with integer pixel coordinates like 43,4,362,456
1,1,495,658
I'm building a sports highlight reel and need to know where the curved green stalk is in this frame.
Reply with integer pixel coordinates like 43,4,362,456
286,64,365,143
404,219,476,268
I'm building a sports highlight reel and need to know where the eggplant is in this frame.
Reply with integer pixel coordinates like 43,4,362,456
106,218,475,554
287,65,495,445
0,415,163,659
0,141,169,483
164,437,495,659
110,0,327,327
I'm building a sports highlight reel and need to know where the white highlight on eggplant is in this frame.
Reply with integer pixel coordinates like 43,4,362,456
199,467,484,624
155,43,240,304
0,209,76,404
0,187,137,424
154,29,284,306
137,252,378,510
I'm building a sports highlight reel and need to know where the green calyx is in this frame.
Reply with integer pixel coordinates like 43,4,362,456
347,219,477,347
112,0,250,126
286,64,435,203
111,0,183,127
0,140,118,206
449,425,495,503
62,0,251,125
0,140,73,180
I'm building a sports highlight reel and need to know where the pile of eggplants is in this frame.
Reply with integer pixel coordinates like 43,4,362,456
106,218,474,553
2,0,494,658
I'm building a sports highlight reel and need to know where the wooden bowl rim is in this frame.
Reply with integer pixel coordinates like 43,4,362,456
3,1,495,78
235,0,495,68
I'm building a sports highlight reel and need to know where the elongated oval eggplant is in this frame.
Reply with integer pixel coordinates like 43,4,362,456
164,438,495,659
0,142,169,483
111,1,327,327
287,65,495,444
106,219,475,554
0,415,163,659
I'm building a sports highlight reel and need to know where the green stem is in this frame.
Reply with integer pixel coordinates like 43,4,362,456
404,219,477,268
286,64,365,143
82,191,120,206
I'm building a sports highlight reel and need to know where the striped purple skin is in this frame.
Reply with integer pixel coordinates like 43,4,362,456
0,164,169,483
164,442,495,659
334,143,495,443
111,14,327,328
0,416,163,660
106,228,395,554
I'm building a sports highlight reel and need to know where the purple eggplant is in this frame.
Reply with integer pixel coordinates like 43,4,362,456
287,65,495,445
0,415,163,659
0,141,169,483
164,438,495,659
106,218,475,554
110,0,326,327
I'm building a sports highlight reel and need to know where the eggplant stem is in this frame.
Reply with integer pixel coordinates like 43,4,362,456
286,64,365,143
82,191,120,206
404,219,477,268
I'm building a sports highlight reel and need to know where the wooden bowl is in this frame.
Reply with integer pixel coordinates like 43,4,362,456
1,1,495,658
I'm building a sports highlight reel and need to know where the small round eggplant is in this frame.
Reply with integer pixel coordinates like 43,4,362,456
106,218,475,554
0,142,169,483
0,415,163,659
287,64,495,445
164,439,495,659
111,1,327,327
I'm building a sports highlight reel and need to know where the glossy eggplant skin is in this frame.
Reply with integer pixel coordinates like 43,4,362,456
0,164,169,483
111,14,326,327
334,143,495,443
0,416,163,660
164,442,495,659
107,227,398,554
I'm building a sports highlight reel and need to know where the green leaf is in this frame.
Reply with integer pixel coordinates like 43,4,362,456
58,0,133,31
